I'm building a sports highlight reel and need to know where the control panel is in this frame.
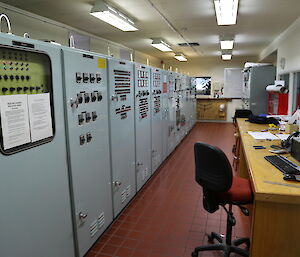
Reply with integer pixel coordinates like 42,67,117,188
61,48,112,257
0,34,74,257
0,46,54,155
108,58,136,218
134,64,151,191
0,47,50,96
151,68,163,173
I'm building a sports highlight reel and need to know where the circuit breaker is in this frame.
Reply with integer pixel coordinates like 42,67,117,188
151,68,163,173
134,64,152,191
0,34,74,257
108,58,136,217
61,47,112,257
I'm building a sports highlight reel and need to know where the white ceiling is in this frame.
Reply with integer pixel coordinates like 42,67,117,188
2,0,300,60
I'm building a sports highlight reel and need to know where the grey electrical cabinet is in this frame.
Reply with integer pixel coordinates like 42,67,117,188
167,71,177,155
151,67,163,173
161,70,169,161
242,65,276,114
0,34,75,257
108,58,136,217
134,63,152,191
61,47,113,257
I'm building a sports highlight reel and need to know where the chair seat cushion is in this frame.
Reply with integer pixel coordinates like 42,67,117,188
218,176,253,203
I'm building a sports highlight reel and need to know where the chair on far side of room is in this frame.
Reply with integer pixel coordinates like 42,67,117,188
232,109,252,170
192,142,253,257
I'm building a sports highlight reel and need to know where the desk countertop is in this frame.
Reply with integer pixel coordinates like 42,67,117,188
237,118,300,204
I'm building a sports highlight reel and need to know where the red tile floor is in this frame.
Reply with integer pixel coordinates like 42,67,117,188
86,123,251,257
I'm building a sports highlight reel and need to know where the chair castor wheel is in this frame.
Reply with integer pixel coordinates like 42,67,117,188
207,234,214,243
191,252,198,257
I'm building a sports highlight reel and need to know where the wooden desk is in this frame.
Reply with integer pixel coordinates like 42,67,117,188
237,119,300,257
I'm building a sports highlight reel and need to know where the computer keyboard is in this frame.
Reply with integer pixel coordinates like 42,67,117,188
264,155,300,175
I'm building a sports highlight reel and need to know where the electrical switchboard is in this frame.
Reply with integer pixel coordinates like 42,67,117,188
167,71,177,155
108,58,136,217
174,73,183,145
151,68,163,173
134,64,152,191
161,70,169,161
0,33,74,257
61,47,113,257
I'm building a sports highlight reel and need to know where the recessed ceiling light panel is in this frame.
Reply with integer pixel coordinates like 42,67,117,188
214,0,239,26
220,40,234,49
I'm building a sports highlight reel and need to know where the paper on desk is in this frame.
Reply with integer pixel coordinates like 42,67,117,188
248,131,279,140
275,134,290,140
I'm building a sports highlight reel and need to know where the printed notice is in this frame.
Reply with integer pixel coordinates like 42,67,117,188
0,95,31,150
28,93,53,142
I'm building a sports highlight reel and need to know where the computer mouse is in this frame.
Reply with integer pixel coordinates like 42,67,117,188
283,174,295,181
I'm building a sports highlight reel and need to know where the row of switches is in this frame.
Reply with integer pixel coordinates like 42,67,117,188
76,72,102,84
79,133,93,145
78,111,97,125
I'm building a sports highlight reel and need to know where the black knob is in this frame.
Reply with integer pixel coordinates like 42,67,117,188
10,87,16,92
91,95,97,102
26,75,30,81
10,75,14,80
21,75,25,80
24,87,29,91
0,75,2,80
15,75,19,80
30,87,35,91
86,133,92,142
85,95,90,103
36,87,41,90
4,75,8,80
86,115,91,122
97,93,102,101
2,87,8,92
92,112,98,121
77,96,83,104
17,87,22,91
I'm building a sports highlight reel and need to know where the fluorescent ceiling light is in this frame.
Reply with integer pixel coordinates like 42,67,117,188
174,53,187,62
151,38,172,52
214,0,239,25
90,0,138,31
222,54,232,60
220,40,234,49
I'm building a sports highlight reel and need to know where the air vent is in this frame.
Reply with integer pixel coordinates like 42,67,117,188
178,42,200,47
90,219,98,238
121,190,127,203
98,212,105,228
126,185,131,197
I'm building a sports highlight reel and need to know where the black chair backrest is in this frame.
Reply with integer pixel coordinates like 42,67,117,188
194,142,233,192
194,142,233,213
233,109,253,124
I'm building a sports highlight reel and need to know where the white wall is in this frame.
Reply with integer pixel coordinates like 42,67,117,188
0,2,161,67
260,16,300,114
163,56,258,83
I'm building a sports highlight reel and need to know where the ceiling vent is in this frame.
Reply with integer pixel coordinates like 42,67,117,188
178,42,200,47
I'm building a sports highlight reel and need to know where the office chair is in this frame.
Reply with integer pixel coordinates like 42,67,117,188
232,109,252,169
192,142,253,257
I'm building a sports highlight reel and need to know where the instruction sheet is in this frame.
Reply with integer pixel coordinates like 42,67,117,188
0,95,31,150
28,93,53,142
